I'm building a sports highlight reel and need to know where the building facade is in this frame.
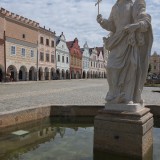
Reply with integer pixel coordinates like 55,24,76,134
82,42,90,79
56,32,70,80
89,47,98,78
0,10,5,82
67,38,82,79
96,47,107,78
0,8,39,82
150,52,160,78
38,26,56,81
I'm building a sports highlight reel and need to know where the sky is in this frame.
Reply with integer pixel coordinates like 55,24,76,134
0,0,160,54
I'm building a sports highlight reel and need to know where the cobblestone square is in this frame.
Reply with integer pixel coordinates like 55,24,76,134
0,79,160,113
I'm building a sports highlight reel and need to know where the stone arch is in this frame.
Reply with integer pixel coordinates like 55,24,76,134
83,71,86,79
66,70,70,79
7,65,17,81
61,69,65,80
19,66,27,81
87,71,90,79
56,69,60,80
71,70,75,79
51,68,56,80
39,67,43,81
29,66,36,81
90,71,93,79
0,65,4,82
44,67,49,80
96,71,98,78
93,71,95,79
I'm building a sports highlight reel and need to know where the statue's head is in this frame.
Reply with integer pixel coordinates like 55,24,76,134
135,0,146,13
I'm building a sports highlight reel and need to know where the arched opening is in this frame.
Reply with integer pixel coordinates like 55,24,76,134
45,67,49,80
61,70,65,80
7,65,17,81
76,71,79,79
83,71,86,79
19,66,27,81
0,66,4,82
91,71,93,79
93,71,95,79
56,69,60,80
99,72,101,78
87,71,90,79
96,71,98,78
71,70,74,79
29,66,36,81
66,70,70,79
51,68,56,80
39,67,43,81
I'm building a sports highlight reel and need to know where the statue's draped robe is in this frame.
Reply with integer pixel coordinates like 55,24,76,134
101,1,153,103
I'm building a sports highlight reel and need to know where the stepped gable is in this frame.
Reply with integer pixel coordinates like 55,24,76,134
0,7,39,28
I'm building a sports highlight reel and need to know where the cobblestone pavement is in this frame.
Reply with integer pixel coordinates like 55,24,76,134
0,79,160,113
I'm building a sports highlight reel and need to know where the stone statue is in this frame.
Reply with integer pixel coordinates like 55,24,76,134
97,0,153,104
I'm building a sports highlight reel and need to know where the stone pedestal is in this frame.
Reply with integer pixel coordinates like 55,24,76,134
94,103,153,158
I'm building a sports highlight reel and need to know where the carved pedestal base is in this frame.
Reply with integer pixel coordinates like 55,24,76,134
94,104,153,158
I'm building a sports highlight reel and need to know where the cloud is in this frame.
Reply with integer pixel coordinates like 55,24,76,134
0,0,160,54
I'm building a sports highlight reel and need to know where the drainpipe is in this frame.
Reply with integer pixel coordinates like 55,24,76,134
4,31,6,82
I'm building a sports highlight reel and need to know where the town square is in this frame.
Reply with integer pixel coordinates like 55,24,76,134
0,0,160,159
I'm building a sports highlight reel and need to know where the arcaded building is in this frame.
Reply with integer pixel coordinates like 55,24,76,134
67,38,82,79
0,8,39,81
38,26,56,80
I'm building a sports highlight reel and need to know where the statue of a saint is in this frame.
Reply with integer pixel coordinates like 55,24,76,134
97,0,153,104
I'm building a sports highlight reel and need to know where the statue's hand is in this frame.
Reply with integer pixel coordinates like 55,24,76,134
124,23,140,33
97,14,103,24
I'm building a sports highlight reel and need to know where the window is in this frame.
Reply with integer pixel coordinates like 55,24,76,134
66,57,69,63
40,52,44,61
51,41,54,47
11,46,16,55
58,55,60,62
40,37,43,44
21,48,26,57
46,53,50,62
62,56,64,63
51,55,54,63
46,39,49,46
22,34,25,39
31,50,34,57
154,66,156,69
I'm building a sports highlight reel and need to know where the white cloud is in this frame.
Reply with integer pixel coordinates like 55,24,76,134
0,0,160,54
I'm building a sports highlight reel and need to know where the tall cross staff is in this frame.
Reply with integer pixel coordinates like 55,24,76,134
95,0,102,15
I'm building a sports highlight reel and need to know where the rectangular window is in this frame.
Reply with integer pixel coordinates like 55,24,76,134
51,41,54,47
40,52,44,61
62,56,64,63
11,46,16,55
21,48,26,57
46,53,50,62
58,55,60,62
40,37,43,44
66,57,69,63
51,55,54,63
31,50,34,57
46,39,49,46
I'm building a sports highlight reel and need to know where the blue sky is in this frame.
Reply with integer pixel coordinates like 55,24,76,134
0,0,160,54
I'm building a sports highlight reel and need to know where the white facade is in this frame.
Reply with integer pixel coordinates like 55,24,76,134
56,33,70,79
82,42,90,78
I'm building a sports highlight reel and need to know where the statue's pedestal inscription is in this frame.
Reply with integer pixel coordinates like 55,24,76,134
94,105,153,158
